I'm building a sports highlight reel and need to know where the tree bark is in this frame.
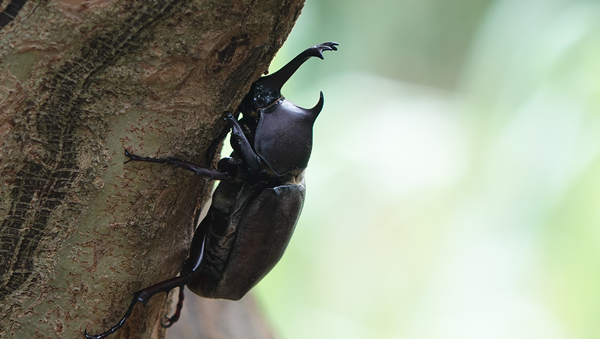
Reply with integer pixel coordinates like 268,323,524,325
0,0,304,338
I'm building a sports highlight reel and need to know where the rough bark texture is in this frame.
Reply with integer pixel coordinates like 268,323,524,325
0,0,304,338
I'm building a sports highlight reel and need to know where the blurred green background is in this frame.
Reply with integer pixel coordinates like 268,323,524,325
252,0,600,338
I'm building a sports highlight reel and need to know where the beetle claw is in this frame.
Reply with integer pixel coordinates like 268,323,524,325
225,113,236,124
163,284,185,328
162,313,179,328
162,317,177,328
312,42,339,58
124,149,135,164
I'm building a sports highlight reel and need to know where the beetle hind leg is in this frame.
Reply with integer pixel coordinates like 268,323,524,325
84,275,194,339
163,286,185,328
84,292,141,339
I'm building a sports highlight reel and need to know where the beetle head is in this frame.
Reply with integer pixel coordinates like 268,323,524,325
240,67,294,116
242,78,282,114
240,42,337,117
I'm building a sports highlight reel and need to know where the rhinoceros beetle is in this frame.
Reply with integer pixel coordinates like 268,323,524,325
85,42,338,339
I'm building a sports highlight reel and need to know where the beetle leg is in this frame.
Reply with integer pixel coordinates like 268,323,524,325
86,229,208,338
163,286,185,328
84,275,195,339
225,113,263,172
124,149,230,180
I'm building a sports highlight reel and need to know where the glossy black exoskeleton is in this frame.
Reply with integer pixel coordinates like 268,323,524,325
85,42,338,339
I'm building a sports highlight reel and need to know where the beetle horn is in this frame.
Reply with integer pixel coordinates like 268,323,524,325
263,53,319,91
261,42,338,93
300,91,324,119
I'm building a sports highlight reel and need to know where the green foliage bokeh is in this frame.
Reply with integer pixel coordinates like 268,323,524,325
254,1,600,339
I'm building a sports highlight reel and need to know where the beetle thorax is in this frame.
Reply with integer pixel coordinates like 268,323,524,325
254,99,317,176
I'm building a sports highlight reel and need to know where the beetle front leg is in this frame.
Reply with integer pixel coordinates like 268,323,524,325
124,149,230,180
225,113,263,172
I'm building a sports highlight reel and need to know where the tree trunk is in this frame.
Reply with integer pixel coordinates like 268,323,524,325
0,0,304,338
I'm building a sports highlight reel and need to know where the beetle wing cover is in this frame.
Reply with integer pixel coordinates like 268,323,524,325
213,180,305,300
